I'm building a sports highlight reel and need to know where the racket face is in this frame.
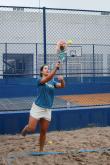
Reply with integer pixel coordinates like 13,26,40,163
56,40,67,54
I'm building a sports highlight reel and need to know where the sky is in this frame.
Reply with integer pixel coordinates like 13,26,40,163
0,0,110,11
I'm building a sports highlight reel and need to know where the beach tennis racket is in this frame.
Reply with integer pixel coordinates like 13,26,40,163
56,40,67,67
50,40,72,69
50,42,67,70
57,39,73,64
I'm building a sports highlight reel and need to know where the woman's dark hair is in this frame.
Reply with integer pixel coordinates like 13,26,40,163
40,64,48,77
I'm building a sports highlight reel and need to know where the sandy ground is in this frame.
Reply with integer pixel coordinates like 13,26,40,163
0,127,110,165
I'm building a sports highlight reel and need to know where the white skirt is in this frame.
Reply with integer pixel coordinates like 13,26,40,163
30,103,51,121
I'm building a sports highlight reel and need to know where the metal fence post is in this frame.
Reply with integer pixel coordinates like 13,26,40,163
93,44,95,83
36,43,38,77
43,7,47,64
5,43,7,72
65,54,68,81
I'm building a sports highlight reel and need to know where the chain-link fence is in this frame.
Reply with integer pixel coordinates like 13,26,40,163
0,6,110,111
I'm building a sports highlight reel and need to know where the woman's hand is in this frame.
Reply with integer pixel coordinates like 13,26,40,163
57,75,64,81
55,75,65,88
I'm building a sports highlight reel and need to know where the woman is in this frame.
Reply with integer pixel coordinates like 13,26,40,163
21,62,65,152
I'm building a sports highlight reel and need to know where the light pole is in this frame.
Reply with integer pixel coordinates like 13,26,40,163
39,0,41,8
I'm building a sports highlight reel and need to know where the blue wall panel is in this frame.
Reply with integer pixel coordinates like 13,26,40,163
0,107,110,134
0,77,110,97
0,111,29,134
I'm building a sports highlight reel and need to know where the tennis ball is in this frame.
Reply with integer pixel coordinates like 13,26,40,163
48,141,53,144
67,40,73,45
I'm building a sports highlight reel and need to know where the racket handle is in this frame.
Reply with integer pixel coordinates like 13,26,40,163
57,61,60,70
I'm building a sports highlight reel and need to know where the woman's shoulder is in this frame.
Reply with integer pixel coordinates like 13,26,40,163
36,77,42,85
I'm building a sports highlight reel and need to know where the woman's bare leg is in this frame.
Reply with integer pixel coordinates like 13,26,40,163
39,118,50,152
21,116,38,136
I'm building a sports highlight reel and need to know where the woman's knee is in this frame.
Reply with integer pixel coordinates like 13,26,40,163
40,128,48,135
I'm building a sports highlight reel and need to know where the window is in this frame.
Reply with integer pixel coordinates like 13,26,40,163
3,53,33,78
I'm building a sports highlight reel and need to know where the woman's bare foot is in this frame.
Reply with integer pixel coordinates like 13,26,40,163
21,125,28,136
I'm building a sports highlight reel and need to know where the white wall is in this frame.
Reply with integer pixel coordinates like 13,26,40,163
0,10,110,44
